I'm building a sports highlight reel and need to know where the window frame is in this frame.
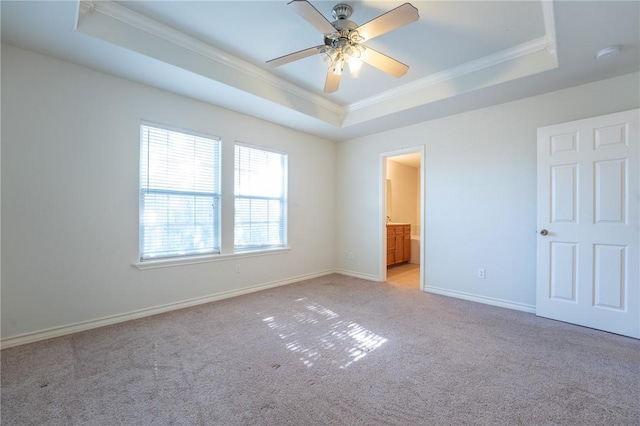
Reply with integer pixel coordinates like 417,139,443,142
138,121,221,262
234,141,289,253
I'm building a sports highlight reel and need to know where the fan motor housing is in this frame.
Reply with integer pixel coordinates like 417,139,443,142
324,26,359,48
325,11,359,48
332,3,352,20
332,18,357,31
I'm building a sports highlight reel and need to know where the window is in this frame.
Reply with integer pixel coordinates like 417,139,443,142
139,124,220,261
234,143,288,251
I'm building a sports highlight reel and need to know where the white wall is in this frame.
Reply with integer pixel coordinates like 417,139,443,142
1,44,337,341
2,41,639,343
386,159,419,232
337,72,640,309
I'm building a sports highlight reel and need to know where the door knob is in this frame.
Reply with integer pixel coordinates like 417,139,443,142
540,229,549,236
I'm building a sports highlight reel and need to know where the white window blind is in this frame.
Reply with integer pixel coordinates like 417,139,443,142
234,143,288,251
140,124,221,261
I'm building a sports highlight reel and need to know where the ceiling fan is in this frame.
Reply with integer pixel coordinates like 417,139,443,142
266,1,419,93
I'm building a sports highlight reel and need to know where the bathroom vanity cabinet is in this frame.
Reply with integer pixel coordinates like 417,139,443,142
386,224,411,266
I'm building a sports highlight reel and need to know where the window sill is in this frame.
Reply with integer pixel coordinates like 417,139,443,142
133,247,291,270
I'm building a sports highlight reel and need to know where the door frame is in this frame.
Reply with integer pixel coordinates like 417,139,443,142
379,145,426,291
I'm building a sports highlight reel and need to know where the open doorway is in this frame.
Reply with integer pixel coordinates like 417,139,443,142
381,147,424,290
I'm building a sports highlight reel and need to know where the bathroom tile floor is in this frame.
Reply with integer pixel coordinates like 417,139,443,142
386,263,420,289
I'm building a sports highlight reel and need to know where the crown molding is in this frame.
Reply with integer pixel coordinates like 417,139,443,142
344,0,557,120
77,0,345,119
348,36,554,114
76,0,557,130
541,0,557,56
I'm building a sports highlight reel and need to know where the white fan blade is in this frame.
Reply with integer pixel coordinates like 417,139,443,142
356,3,419,41
324,71,341,93
288,0,336,35
360,47,409,78
266,45,324,68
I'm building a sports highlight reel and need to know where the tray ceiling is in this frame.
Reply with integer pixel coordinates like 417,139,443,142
1,1,638,141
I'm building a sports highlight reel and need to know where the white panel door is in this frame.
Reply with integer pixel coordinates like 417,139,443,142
537,109,639,338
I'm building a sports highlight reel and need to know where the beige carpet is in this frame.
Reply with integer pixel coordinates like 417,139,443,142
2,274,639,425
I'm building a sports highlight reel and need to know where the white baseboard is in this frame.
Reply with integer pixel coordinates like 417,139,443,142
424,285,536,314
0,270,335,349
333,268,382,282
1,272,536,349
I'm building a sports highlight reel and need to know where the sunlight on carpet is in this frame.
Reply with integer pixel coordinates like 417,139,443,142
260,297,387,369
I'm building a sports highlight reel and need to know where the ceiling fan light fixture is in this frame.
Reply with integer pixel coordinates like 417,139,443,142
332,52,345,75
332,61,344,76
346,57,363,77
320,48,343,75
266,1,419,92
343,45,355,57
322,38,365,76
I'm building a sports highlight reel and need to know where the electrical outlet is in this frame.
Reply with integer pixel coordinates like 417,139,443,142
477,268,486,279
235,264,241,274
